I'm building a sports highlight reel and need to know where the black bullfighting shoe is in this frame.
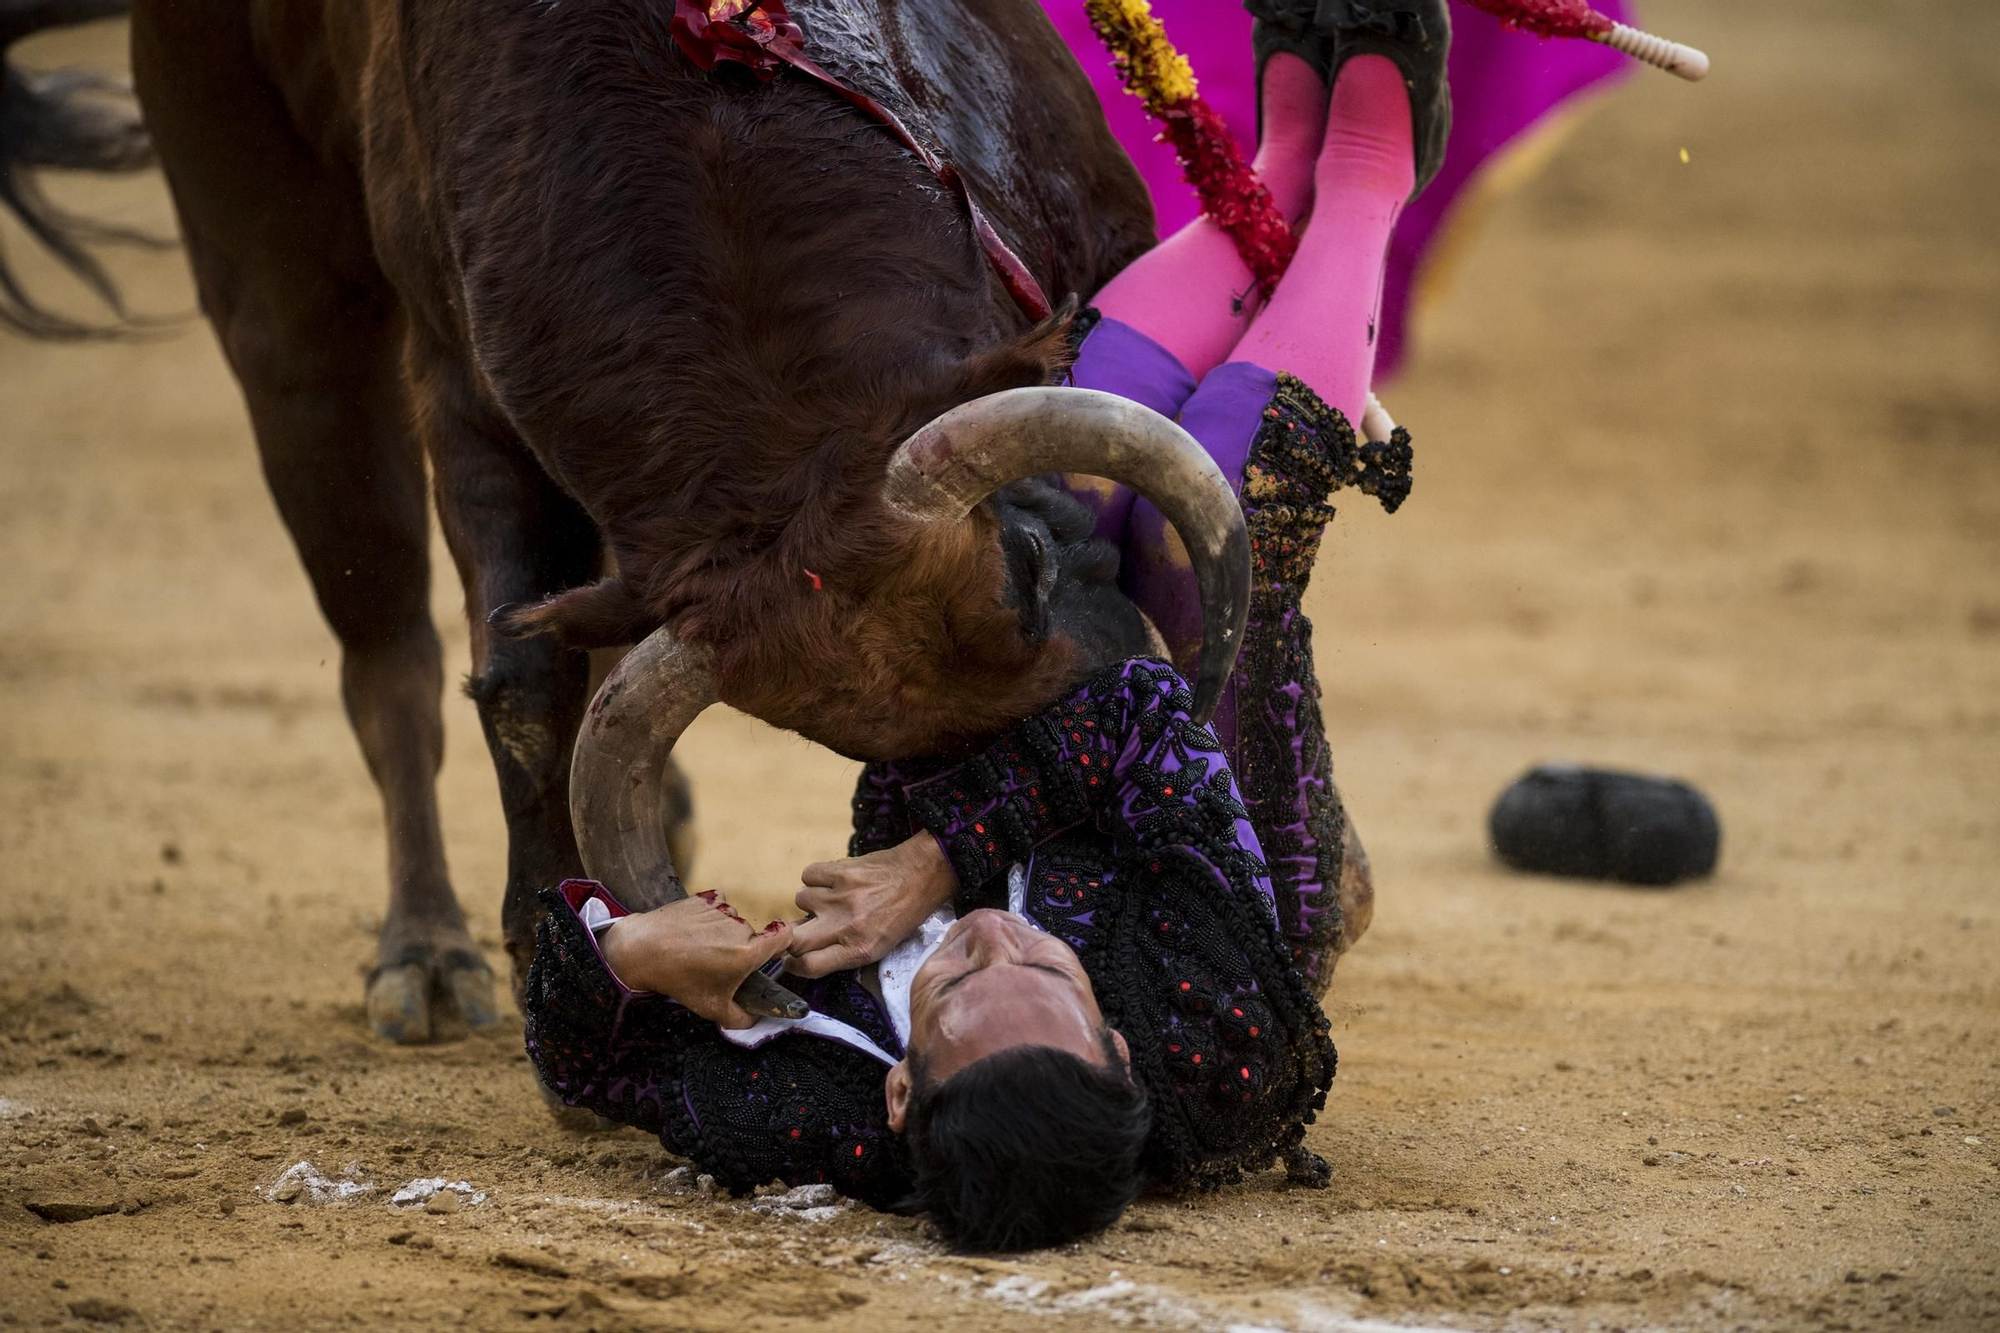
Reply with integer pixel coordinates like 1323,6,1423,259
1243,0,1333,138
1319,0,1453,200
1489,764,1723,887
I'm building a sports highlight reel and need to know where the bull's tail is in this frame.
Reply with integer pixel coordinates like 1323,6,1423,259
2,0,157,338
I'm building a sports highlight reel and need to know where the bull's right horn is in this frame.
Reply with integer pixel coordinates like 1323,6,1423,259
569,627,808,1021
880,386,1250,724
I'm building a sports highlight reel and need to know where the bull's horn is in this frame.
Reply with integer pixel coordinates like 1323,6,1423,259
569,628,808,1021
882,386,1250,723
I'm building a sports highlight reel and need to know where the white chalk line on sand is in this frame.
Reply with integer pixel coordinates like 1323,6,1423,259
516,1188,1676,1333
980,1276,1679,1333
255,1160,487,1208
979,1274,1475,1333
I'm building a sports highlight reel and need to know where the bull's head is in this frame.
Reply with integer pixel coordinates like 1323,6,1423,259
564,386,1249,1017
879,386,1247,716
699,381,1250,759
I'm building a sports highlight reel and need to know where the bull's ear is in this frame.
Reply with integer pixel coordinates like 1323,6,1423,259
955,292,1083,394
489,577,657,649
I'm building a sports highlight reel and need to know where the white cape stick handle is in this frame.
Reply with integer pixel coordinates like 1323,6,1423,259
1363,393,1398,445
1592,21,1710,82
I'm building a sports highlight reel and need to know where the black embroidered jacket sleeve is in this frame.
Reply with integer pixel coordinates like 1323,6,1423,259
521,883,914,1209
902,659,1275,904
848,761,916,857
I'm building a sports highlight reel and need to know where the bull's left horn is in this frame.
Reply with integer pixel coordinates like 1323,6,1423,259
881,386,1250,724
569,627,808,1020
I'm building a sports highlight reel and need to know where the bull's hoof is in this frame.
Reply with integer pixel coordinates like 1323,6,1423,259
365,944,500,1044
441,948,502,1028
366,963,433,1043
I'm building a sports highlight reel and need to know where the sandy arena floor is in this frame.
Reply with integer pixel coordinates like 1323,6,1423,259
2,4,1996,1330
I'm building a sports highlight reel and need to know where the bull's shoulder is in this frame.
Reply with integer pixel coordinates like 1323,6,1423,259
824,0,1155,298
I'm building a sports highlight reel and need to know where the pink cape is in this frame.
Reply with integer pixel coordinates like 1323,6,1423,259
1040,0,1634,376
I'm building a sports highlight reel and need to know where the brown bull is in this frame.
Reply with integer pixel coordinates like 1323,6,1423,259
2,1,1255,1040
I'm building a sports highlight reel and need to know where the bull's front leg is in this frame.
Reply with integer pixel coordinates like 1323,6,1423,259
415,354,604,1010
131,0,510,1043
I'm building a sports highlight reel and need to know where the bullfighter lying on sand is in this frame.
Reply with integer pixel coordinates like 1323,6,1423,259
527,0,1442,1253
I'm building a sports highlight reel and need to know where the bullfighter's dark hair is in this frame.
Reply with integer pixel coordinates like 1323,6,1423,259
1,0,158,338
905,1029,1149,1253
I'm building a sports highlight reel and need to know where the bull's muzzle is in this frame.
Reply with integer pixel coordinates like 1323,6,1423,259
881,385,1250,723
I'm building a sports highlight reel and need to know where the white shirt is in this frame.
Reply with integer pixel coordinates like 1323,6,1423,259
581,863,1034,1069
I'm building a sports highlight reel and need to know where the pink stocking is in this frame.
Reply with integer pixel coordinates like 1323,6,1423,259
1119,57,1417,740
1228,55,1415,425
1091,54,1327,380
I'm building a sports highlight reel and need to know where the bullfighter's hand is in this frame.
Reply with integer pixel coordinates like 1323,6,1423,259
785,833,958,979
599,894,794,1029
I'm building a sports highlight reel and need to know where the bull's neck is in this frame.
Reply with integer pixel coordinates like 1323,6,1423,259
572,304,1010,611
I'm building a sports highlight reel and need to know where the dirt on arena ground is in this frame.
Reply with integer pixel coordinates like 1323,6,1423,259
2,4,1995,1330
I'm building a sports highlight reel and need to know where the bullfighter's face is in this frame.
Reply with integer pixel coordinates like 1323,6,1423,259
882,908,1132,1132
